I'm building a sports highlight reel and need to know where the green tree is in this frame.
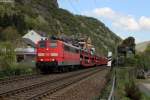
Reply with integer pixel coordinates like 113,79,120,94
118,37,136,57
0,27,20,42
143,44,150,70
136,44,150,71
24,15,50,32
145,44,150,54
0,42,16,70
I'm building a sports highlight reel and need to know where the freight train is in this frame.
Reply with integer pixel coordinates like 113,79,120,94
36,39,108,73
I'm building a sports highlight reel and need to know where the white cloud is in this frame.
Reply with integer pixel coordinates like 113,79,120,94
83,7,150,32
139,16,150,30
93,7,116,19
113,16,139,31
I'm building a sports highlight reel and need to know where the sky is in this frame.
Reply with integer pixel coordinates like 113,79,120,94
58,0,150,43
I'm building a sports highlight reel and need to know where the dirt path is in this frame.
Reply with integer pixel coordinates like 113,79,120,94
138,78,150,96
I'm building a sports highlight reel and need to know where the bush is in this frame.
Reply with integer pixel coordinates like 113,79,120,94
124,56,138,67
125,81,141,100
0,42,34,78
0,63,33,78
135,45,150,71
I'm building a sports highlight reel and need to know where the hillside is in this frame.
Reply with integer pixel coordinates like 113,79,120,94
136,41,150,52
0,0,121,55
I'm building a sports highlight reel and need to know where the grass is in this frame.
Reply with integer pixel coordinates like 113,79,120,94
98,71,112,100
136,78,150,100
115,67,132,99
115,67,150,100
141,93,150,100
0,63,35,79
98,67,135,100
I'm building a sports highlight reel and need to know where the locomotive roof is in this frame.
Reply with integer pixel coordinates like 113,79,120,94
60,40,81,50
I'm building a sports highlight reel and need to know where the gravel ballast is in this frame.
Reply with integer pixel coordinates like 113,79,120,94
44,68,110,100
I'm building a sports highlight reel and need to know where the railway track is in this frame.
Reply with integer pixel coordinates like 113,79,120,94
29,67,106,100
0,67,107,100
0,74,43,85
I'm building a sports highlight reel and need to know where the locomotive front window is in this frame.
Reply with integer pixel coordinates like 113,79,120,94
50,41,57,48
39,41,46,48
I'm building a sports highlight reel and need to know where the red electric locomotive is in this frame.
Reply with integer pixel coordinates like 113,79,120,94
36,39,80,73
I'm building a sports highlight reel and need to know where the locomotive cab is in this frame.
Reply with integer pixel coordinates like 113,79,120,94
36,39,61,73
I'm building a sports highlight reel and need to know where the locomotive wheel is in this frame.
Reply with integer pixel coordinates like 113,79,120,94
69,65,74,71
61,67,66,72
74,66,78,71
65,67,69,72
53,66,59,73
62,67,68,72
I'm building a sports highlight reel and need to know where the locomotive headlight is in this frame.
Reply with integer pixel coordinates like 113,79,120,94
52,59,55,61
40,59,44,61
51,53,58,57
38,53,44,56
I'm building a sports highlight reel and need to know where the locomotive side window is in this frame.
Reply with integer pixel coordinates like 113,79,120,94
75,49,79,53
70,47,75,53
50,40,57,48
64,44,79,53
39,41,46,48
64,45,70,51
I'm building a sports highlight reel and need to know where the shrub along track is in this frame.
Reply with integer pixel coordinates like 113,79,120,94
0,67,106,100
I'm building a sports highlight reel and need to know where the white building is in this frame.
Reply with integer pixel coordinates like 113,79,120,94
23,30,46,47
15,30,47,66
